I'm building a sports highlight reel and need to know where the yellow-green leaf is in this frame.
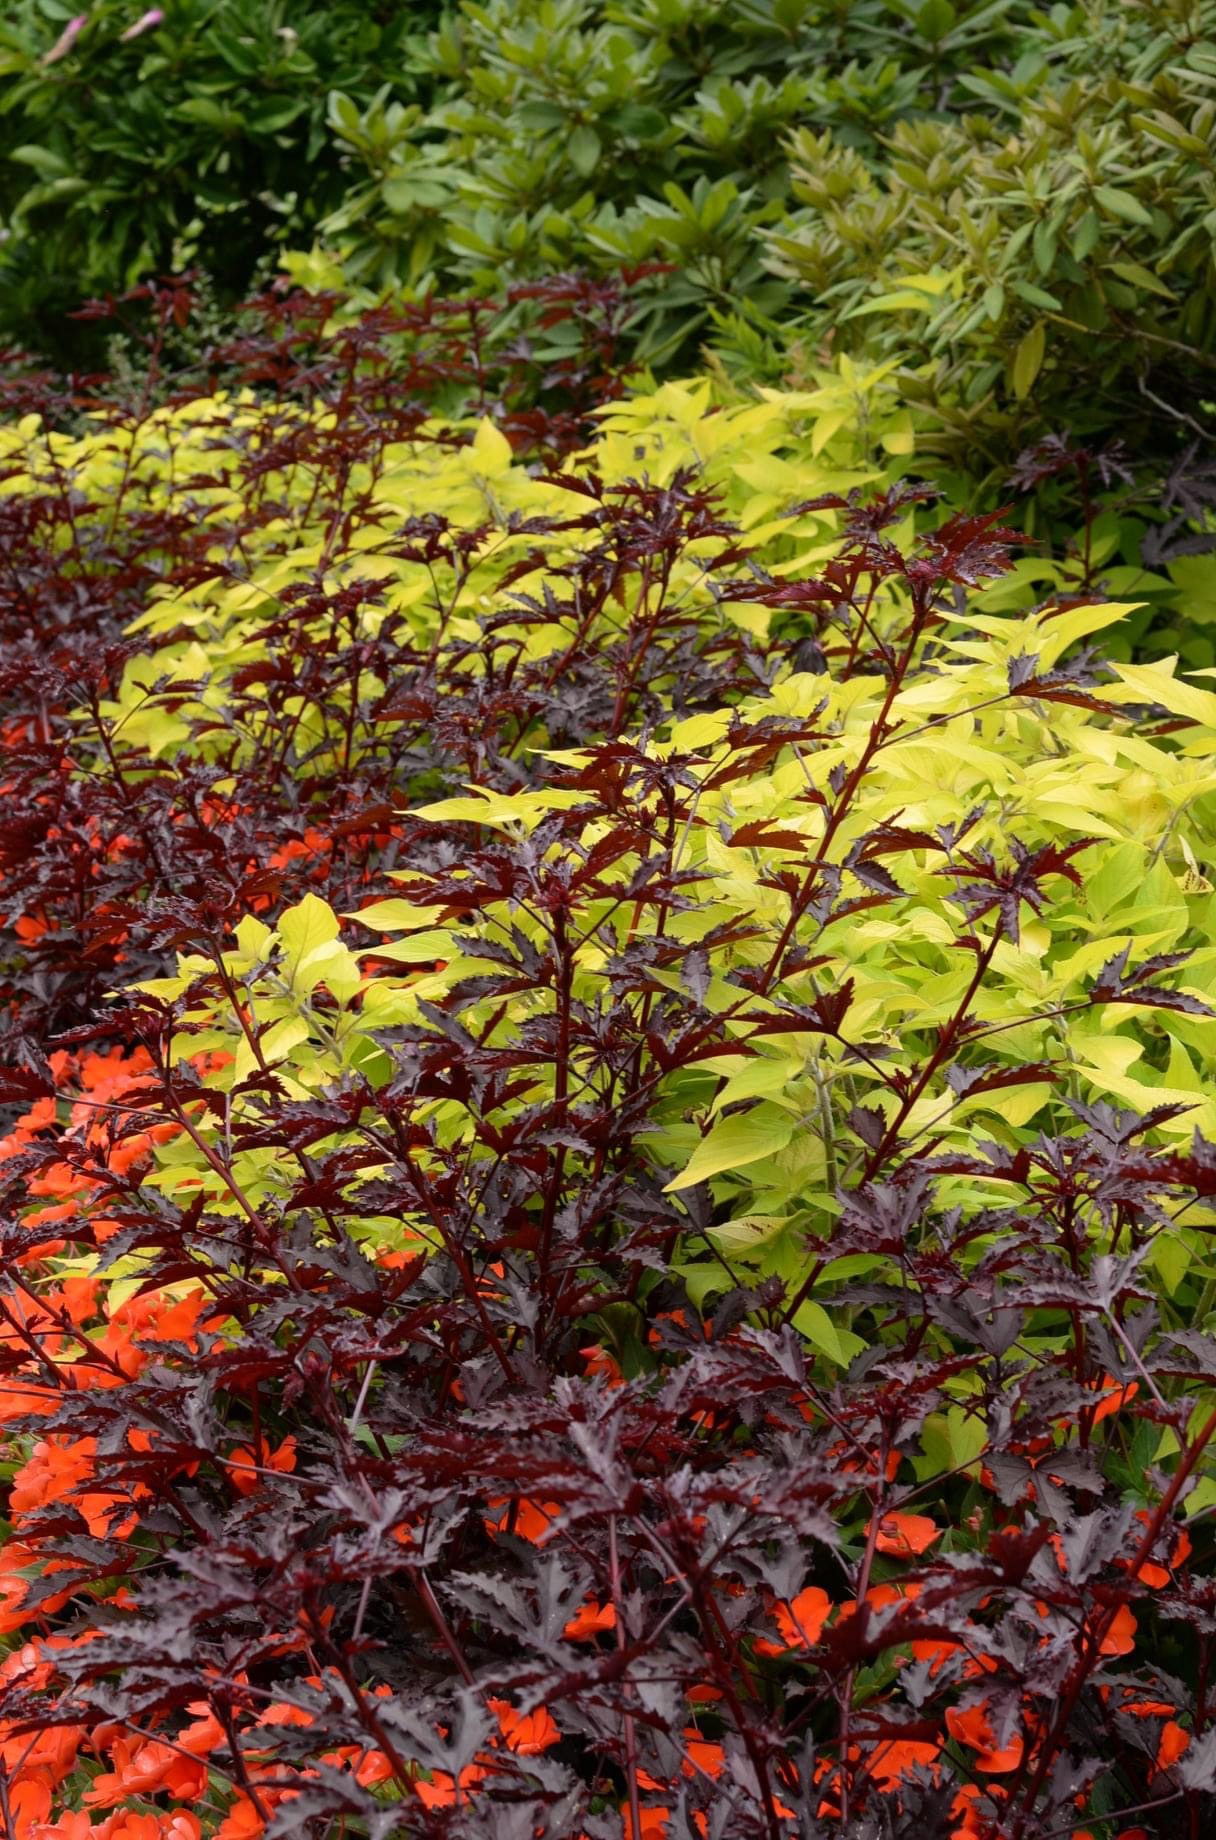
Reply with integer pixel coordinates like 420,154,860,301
664,1103,798,1192
1011,321,1046,400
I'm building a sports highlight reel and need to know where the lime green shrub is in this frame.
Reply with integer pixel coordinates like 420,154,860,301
8,372,1216,1315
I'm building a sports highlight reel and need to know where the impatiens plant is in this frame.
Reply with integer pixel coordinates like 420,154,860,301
2,293,1216,1837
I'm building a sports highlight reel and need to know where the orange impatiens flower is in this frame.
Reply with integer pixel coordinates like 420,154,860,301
580,1341,624,1386
484,1497,560,1543
1125,1511,1192,1589
83,1733,208,1808
1155,1719,1189,1772
214,1794,266,1839
773,1585,832,1647
412,1762,489,1809
487,1697,560,1755
756,1585,832,1656
11,1436,97,1519
1086,1377,1138,1425
1096,1603,1137,1658
563,1598,616,1641
681,1728,726,1780
857,1736,941,1786
874,1511,940,1557
946,1702,1024,1773
9,1773,51,1838
225,1435,297,1496
622,1807,671,1840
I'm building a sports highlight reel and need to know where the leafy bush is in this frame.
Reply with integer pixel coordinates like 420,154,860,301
5,0,1215,495
316,0,1216,470
0,0,440,359
318,0,1042,369
768,0,1216,469
3,300,1216,1837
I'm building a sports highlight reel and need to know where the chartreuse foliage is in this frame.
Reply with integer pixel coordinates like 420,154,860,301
5,322,1216,1837
111,596,1216,1346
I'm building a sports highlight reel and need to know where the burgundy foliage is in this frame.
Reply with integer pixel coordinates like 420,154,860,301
0,286,1212,1840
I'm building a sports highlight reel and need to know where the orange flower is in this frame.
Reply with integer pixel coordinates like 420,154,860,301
83,1735,208,1807
9,1772,51,1838
11,1436,97,1518
774,1585,832,1647
874,1512,940,1557
225,1435,297,1496
162,1818,204,1840
412,1762,488,1808
856,1737,941,1786
0,1707,81,1779
1155,1720,1189,1771
563,1599,616,1641
1126,1511,1192,1588
622,1807,670,1840
1097,1604,1137,1658
24,1812,94,1840
949,1782,995,1838
580,1342,624,1386
911,1631,962,1671
757,1584,832,1655
945,1702,1024,1773
0,1543,34,1634
215,1796,265,1840
681,1729,725,1779
178,1702,226,1755
484,1497,559,1543
1086,1378,1138,1424
258,1700,314,1728
488,1697,560,1755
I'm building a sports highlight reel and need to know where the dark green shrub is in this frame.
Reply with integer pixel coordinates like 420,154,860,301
0,0,442,359
309,0,1044,367
768,0,1216,470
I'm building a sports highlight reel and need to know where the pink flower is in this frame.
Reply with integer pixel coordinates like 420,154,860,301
120,8,164,40
42,13,88,65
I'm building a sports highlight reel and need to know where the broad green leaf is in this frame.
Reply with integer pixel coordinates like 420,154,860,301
278,894,340,976
664,1104,798,1192
917,1408,988,1479
1011,321,1046,399
793,1300,865,1367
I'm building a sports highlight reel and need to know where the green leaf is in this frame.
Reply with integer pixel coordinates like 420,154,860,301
663,1104,797,1192
9,144,72,179
917,1407,988,1479
1093,185,1154,227
606,103,669,141
567,124,602,177
1070,207,1101,263
915,0,956,43
277,893,340,979
705,1213,791,1255
793,1300,865,1367
1011,279,1061,311
1108,259,1176,300
1011,320,1046,399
